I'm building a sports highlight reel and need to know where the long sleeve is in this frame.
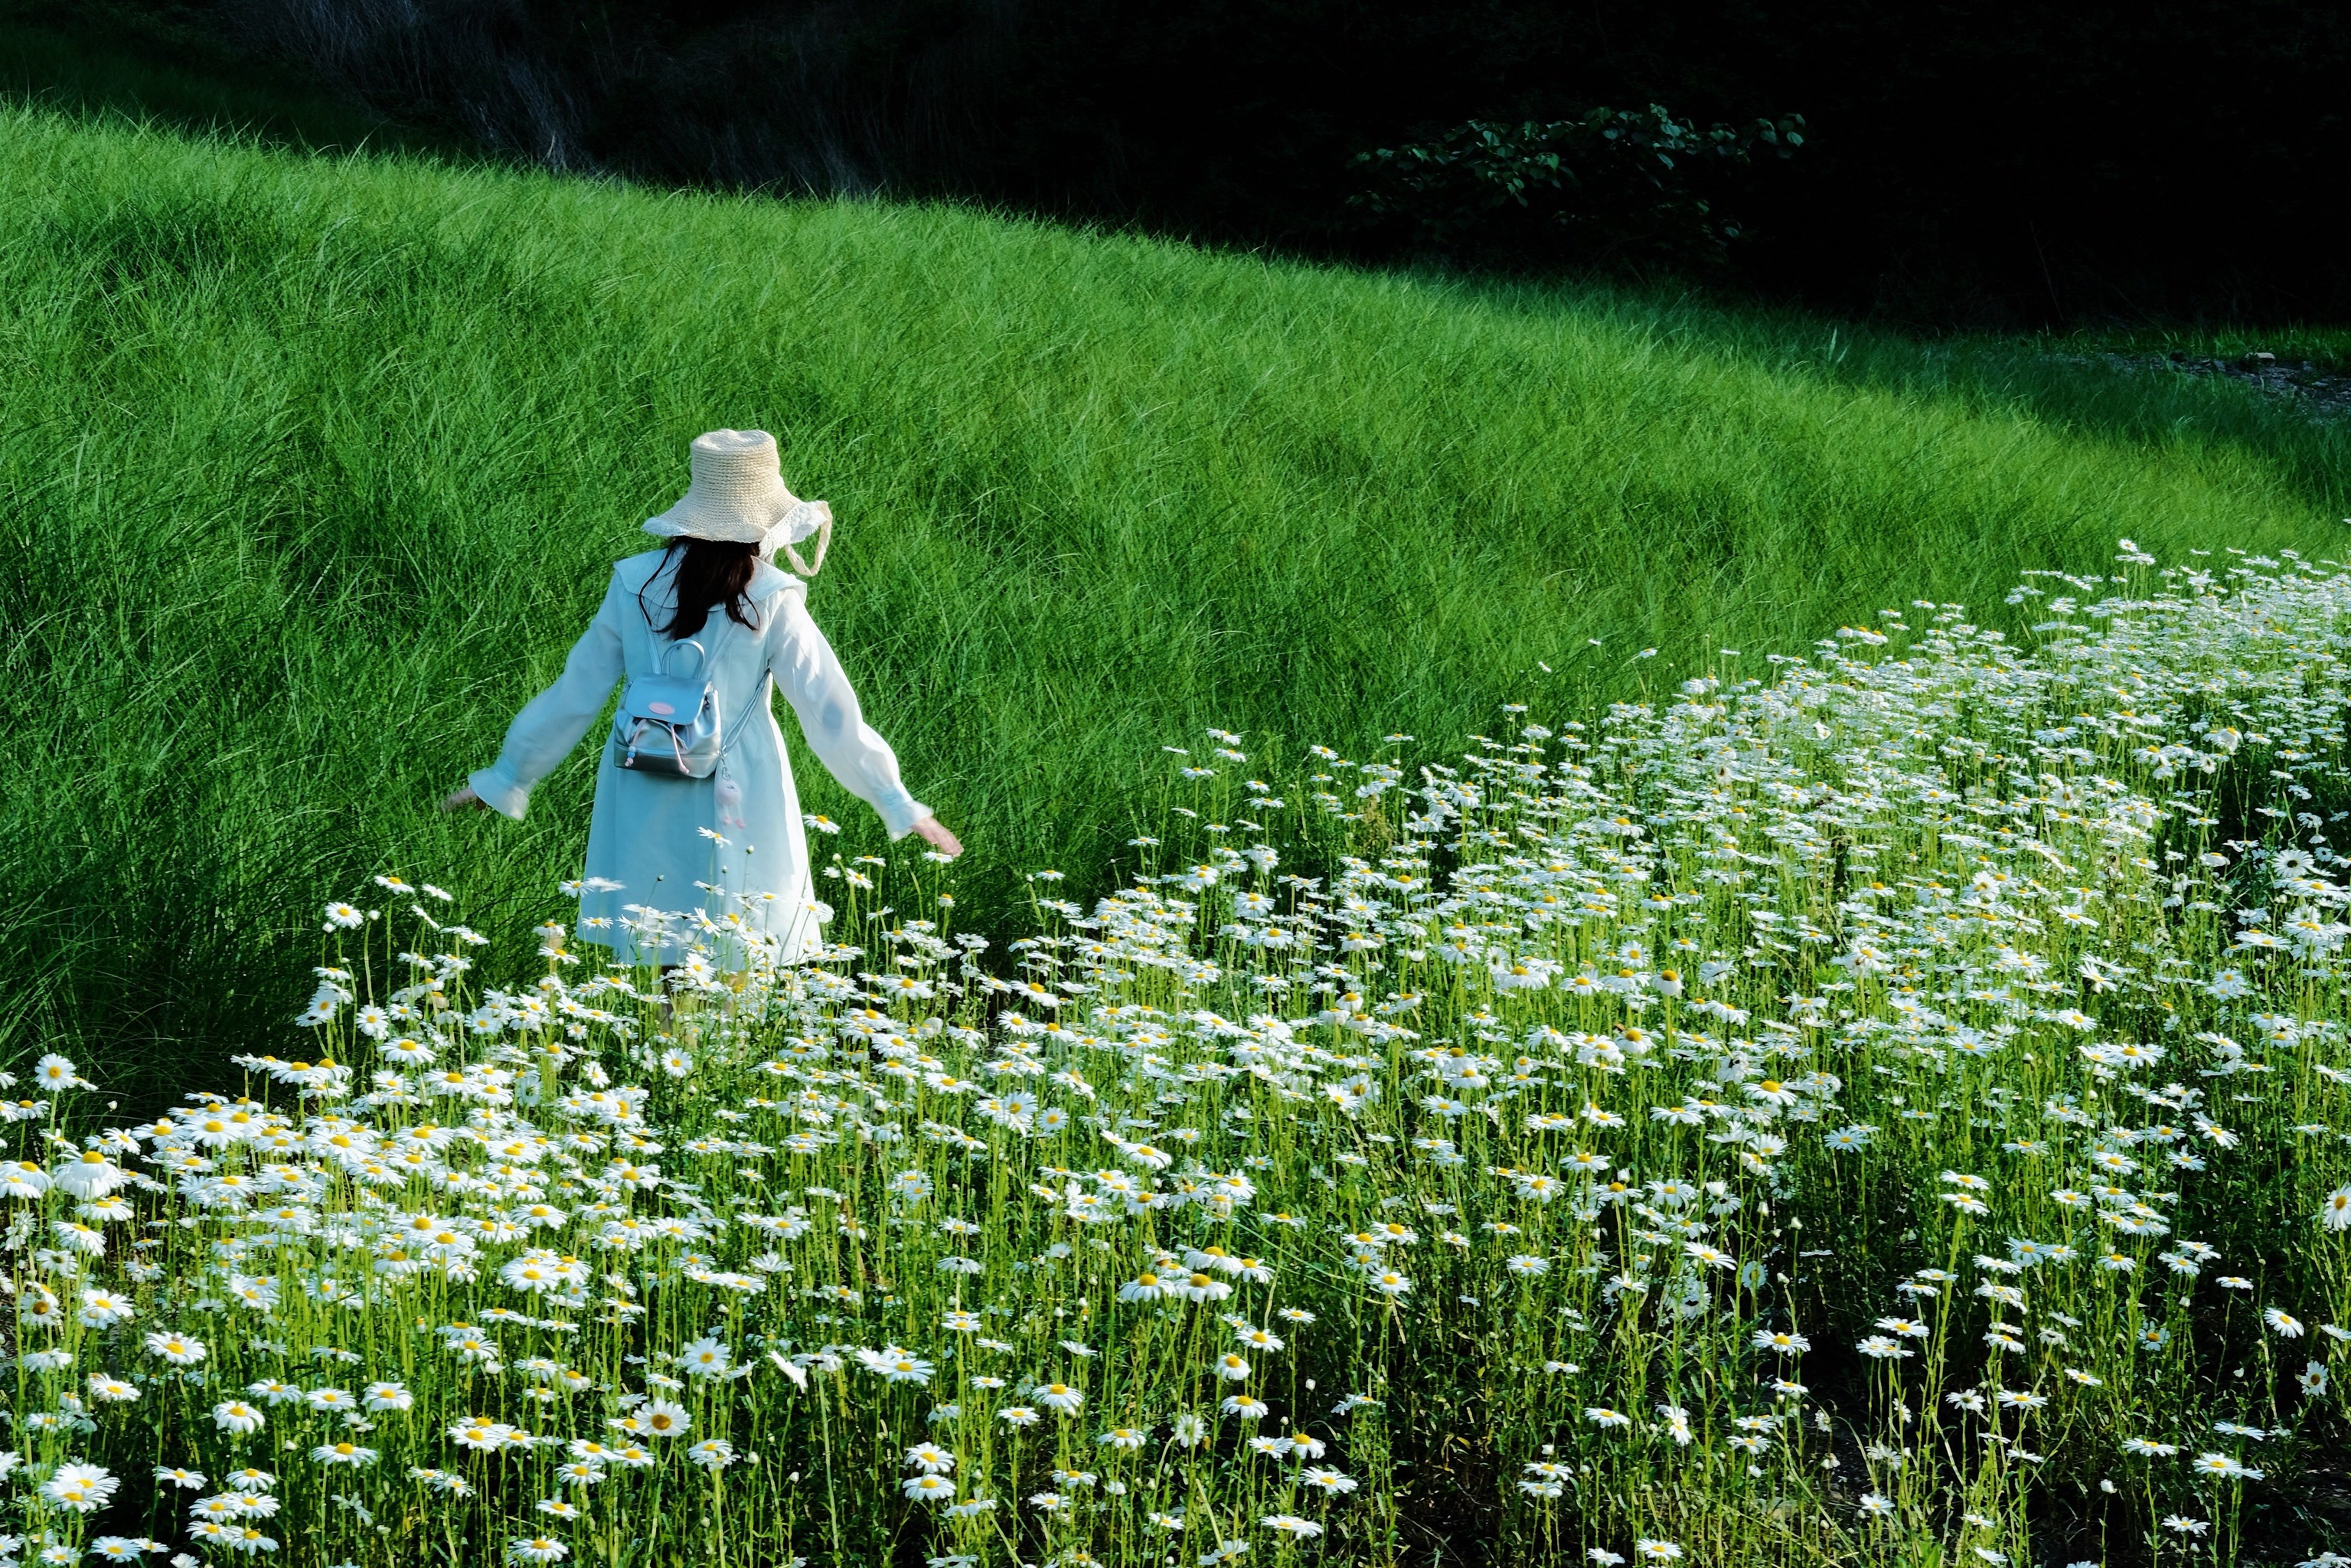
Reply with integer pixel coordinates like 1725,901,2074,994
768,592,927,839
469,572,629,821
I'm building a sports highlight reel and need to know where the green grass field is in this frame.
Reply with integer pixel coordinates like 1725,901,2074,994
2,99,2347,1102
8,56,2351,1568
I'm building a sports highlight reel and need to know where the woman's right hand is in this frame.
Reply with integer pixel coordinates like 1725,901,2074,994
912,815,962,858
442,784,487,812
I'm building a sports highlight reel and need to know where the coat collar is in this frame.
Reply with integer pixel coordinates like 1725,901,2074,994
746,556,802,599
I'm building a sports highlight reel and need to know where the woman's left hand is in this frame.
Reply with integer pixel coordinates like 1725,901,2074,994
912,815,963,858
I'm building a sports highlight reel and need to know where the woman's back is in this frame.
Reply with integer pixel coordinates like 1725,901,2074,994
450,428,958,965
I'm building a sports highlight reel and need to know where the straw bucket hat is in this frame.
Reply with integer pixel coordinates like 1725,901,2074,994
643,429,831,577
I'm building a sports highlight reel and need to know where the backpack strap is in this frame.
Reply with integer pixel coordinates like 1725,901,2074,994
716,673,772,763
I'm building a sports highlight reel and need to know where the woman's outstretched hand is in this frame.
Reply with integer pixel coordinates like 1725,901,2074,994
913,815,963,858
442,784,487,812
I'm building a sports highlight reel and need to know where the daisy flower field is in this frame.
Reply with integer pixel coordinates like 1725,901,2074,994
4,545,2349,1566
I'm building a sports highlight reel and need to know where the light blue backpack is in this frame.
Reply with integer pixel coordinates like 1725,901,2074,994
608,621,763,779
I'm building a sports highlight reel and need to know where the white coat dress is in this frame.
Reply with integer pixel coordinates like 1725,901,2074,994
468,550,926,965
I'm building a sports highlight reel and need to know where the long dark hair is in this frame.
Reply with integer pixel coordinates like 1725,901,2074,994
641,538,759,640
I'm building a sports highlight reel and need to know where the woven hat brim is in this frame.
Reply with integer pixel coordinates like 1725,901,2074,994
642,487,795,544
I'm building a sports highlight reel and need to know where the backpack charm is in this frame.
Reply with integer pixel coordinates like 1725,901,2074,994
714,767,748,828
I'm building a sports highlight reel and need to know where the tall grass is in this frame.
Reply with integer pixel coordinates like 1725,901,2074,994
0,105,2341,1099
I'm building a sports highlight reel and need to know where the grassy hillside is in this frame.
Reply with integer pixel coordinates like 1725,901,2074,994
0,103,2344,1096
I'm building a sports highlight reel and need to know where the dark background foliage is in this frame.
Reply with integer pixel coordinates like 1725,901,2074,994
15,0,2351,325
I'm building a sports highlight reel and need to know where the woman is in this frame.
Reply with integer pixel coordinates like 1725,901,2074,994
445,429,959,965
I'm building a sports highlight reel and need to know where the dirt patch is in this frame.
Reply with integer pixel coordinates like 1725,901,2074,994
2069,349,2351,418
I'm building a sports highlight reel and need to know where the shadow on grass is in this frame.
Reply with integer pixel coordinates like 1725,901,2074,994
1448,270,2351,523
0,2,467,158
1818,334,2351,525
